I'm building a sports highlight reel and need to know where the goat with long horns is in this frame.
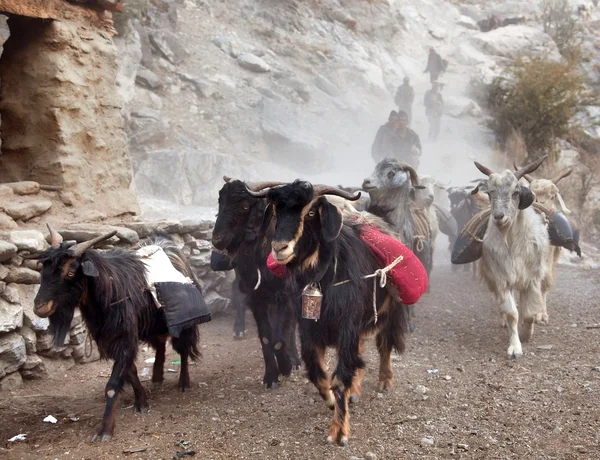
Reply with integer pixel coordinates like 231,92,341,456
244,180,425,446
31,225,204,441
470,155,557,359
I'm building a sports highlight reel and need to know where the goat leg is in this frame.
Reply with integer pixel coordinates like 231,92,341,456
501,293,523,359
92,360,128,442
327,384,351,447
327,336,363,446
376,332,394,392
149,335,167,388
270,303,294,378
127,364,149,414
171,337,191,392
349,337,366,404
303,343,334,409
249,304,279,389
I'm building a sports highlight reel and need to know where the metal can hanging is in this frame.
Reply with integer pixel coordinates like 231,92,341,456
301,283,322,321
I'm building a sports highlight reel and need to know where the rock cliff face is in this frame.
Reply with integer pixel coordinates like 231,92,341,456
0,1,138,219
114,0,600,239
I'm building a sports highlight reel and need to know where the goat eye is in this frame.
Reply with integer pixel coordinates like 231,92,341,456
308,210,316,217
513,191,520,197
387,171,395,179
66,271,76,279
242,205,249,211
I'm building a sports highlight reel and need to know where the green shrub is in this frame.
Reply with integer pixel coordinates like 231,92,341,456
540,0,584,60
486,55,593,159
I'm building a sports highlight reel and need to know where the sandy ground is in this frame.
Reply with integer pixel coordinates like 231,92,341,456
1,263,599,460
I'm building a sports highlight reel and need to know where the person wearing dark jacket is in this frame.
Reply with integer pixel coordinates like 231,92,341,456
372,110,401,162
424,81,444,141
394,77,415,124
424,48,445,83
372,110,422,169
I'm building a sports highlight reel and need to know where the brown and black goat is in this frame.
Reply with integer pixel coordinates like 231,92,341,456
32,226,201,442
246,180,409,446
212,177,300,389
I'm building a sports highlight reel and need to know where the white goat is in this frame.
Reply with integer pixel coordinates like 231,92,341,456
472,156,555,359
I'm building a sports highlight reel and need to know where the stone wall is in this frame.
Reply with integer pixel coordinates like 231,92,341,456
0,191,232,390
0,0,139,219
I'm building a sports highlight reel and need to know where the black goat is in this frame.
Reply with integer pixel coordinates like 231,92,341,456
32,226,202,442
210,252,247,339
247,181,410,446
212,177,300,389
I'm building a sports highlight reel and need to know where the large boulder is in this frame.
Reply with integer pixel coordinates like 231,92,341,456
470,26,561,62
0,240,17,262
4,267,41,285
0,333,26,378
0,298,23,333
1,230,48,253
237,53,271,73
20,355,47,380
18,285,49,332
259,99,325,172
1,198,52,221
56,224,139,245
149,30,188,64
1,181,40,195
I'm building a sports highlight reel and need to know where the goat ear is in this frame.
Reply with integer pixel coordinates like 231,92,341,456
244,203,264,242
318,197,343,242
391,171,408,187
518,186,535,210
258,202,274,237
82,260,99,277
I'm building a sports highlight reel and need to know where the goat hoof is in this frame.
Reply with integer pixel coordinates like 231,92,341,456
338,437,349,447
135,406,149,415
152,381,163,390
233,331,246,340
349,394,360,404
507,346,523,360
277,359,293,378
265,381,278,390
91,431,112,443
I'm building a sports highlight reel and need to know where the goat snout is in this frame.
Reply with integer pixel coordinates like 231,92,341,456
493,212,505,221
271,240,295,264
272,241,289,253
361,179,374,191
34,300,56,318
211,234,228,250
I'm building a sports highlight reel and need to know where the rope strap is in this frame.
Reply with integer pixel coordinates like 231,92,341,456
333,254,404,324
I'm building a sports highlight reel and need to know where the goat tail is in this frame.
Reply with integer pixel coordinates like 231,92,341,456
378,300,408,355
173,325,202,362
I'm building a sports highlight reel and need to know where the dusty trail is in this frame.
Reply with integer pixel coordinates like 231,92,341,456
1,264,599,459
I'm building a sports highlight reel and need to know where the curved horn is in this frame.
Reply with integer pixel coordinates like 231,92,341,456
312,185,361,201
245,180,288,191
67,231,118,258
512,162,534,182
551,167,574,184
47,224,63,249
515,155,548,179
474,161,494,176
245,186,271,198
396,163,421,187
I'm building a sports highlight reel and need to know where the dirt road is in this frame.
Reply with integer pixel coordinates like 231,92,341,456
1,265,599,459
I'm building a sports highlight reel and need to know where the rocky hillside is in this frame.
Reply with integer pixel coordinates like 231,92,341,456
114,0,600,237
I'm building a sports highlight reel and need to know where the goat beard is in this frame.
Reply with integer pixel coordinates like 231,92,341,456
49,308,76,348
